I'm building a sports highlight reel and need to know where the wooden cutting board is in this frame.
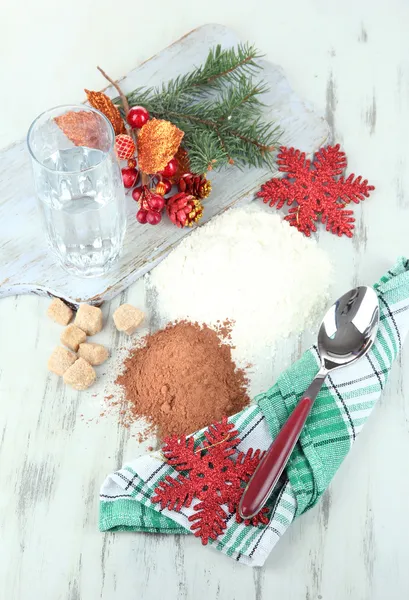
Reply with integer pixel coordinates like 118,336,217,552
0,23,330,307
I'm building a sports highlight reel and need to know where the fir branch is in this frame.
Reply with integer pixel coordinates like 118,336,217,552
230,128,277,153
110,43,281,173
163,107,280,171
123,43,263,109
195,43,263,87
185,129,228,173
165,110,234,164
212,78,268,120
118,44,263,115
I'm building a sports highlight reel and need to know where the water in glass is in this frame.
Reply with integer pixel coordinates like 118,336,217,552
28,105,126,278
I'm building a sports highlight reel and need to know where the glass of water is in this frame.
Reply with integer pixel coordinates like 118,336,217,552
27,105,126,278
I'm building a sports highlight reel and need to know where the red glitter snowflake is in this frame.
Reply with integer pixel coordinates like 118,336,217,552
152,417,269,545
257,144,375,237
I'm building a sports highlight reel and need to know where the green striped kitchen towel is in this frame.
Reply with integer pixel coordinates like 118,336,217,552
100,257,409,567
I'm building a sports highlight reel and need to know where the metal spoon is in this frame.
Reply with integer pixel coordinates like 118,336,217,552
239,285,380,520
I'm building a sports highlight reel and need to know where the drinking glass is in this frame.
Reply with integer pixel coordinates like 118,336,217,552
27,105,126,278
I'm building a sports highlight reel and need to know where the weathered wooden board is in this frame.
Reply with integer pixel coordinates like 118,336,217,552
0,24,330,307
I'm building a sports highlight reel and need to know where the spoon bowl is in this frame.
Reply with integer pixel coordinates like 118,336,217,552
318,286,380,371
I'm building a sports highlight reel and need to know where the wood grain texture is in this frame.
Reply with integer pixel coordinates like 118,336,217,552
1,7,409,600
0,24,329,307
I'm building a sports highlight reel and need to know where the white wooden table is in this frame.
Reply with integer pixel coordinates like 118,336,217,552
1,8,409,600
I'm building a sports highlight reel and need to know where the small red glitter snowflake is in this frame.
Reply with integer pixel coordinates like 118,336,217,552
152,417,269,545
257,144,375,237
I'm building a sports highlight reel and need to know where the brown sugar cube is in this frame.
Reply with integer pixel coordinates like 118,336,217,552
78,342,109,366
47,346,77,376
61,324,87,351
113,304,144,335
63,358,96,391
47,298,73,326
74,304,103,336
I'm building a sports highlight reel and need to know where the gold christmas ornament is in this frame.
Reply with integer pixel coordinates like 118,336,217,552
85,89,125,135
155,181,167,196
137,119,184,174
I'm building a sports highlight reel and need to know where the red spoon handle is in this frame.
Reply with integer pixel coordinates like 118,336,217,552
239,396,314,519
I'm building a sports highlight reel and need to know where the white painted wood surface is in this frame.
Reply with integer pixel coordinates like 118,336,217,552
1,12,409,600
0,24,329,307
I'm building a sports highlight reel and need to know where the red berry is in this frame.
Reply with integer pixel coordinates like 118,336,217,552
148,195,165,212
132,186,143,202
122,167,138,188
136,209,148,224
160,158,178,178
146,210,162,225
160,177,172,194
127,106,150,129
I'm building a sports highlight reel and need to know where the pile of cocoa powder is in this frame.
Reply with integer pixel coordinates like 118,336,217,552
115,321,249,439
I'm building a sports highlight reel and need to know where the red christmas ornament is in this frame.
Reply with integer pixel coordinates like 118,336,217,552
257,144,375,238
128,157,137,169
121,167,139,188
160,157,178,178
132,186,143,203
166,192,203,228
136,208,148,224
146,210,162,225
115,134,136,160
152,417,269,545
127,106,150,129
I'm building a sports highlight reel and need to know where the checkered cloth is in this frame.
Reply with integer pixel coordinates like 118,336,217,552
100,258,409,566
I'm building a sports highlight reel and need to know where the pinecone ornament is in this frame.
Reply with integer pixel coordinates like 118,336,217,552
166,192,204,228
178,173,211,199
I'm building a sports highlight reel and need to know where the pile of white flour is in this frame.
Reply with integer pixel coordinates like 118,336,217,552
148,204,332,370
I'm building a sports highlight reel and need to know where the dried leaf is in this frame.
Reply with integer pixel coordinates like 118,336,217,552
54,110,108,149
85,89,125,135
137,119,184,174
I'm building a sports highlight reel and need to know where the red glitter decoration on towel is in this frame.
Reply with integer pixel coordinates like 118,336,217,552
152,417,269,545
257,144,375,237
